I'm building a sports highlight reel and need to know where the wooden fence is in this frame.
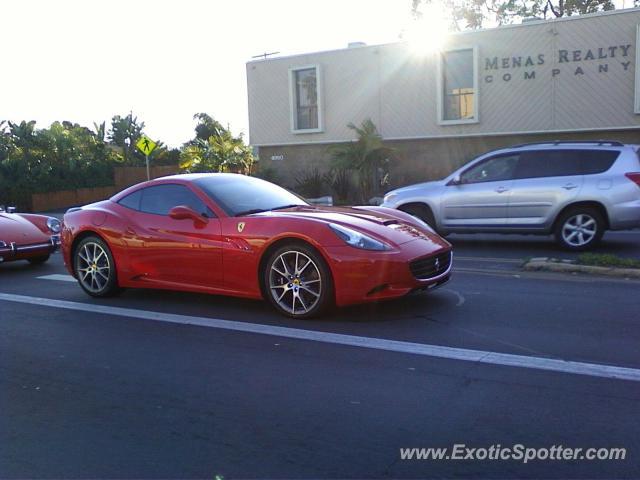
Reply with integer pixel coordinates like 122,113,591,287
31,165,179,212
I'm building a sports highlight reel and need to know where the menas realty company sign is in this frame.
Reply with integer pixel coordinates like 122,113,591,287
483,43,633,83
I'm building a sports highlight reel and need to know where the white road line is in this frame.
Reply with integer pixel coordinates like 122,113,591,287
1,292,639,383
37,274,77,283
442,288,465,307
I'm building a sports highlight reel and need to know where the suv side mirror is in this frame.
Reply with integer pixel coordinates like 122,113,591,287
169,205,208,225
447,175,462,186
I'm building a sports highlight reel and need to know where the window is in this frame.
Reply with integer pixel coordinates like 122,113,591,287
439,48,478,124
118,189,142,211
460,154,519,184
139,184,213,217
514,150,609,179
580,150,619,175
290,65,322,133
194,175,306,216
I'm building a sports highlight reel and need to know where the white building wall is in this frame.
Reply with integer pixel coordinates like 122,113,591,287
247,8,640,146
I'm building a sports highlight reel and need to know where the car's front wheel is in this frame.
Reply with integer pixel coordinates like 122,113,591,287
554,208,605,251
74,236,121,297
264,243,333,318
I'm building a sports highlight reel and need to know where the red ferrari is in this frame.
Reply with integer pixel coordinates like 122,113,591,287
62,174,452,318
0,208,61,264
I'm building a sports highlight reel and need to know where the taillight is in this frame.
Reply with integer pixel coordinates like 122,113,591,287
625,173,640,188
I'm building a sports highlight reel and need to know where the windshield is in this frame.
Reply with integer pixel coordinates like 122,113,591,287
193,175,308,216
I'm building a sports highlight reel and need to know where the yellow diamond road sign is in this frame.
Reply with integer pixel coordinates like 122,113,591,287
136,135,157,155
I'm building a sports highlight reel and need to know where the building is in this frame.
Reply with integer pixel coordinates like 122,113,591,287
246,8,640,189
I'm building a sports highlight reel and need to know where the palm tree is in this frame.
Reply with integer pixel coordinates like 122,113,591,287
180,114,254,174
329,119,395,203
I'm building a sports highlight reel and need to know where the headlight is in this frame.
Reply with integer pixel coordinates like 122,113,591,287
383,193,398,205
47,217,61,234
328,223,390,251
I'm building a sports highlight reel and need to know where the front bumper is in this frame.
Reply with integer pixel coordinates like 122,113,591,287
0,235,60,263
325,241,453,307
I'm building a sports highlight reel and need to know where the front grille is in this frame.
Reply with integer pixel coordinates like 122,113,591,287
410,250,452,280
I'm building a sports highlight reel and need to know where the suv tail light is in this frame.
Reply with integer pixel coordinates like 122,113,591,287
625,173,640,188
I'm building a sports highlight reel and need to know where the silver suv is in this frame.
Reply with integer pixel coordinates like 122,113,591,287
382,141,640,250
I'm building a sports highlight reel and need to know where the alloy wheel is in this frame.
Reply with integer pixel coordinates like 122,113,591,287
269,250,322,316
561,214,597,247
76,241,111,294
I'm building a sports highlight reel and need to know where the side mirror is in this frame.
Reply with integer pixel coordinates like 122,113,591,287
447,175,462,186
169,205,208,225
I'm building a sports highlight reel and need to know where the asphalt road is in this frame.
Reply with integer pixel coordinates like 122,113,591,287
1,232,639,479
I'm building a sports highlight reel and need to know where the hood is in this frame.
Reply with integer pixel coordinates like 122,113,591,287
257,205,449,248
0,213,50,244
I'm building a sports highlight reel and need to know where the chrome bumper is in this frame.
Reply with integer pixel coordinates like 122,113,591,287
0,236,59,262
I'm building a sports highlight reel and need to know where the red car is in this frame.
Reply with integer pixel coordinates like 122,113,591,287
0,208,61,264
62,174,452,318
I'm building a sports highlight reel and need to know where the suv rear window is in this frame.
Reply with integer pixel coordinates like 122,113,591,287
580,150,619,175
515,149,619,179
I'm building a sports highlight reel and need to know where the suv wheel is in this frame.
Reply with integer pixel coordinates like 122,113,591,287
398,204,446,235
554,208,605,251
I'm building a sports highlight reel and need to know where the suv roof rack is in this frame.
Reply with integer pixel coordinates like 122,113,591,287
511,140,625,148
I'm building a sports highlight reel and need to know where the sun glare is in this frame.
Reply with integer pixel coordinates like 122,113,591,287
404,2,450,55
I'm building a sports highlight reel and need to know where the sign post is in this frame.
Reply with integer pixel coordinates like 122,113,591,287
135,135,157,181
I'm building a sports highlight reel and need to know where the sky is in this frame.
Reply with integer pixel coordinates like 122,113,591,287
2,0,414,147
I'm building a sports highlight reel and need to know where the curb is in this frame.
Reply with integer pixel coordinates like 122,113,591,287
523,258,640,279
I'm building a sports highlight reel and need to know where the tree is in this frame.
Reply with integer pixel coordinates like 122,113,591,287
412,0,614,30
0,119,123,210
108,113,145,164
179,114,254,174
329,119,395,203
191,113,226,142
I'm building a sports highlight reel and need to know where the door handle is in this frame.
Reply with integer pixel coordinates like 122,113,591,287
495,186,509,193
562,183,578,190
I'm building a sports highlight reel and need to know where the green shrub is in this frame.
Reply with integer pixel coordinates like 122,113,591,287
576,253,640,269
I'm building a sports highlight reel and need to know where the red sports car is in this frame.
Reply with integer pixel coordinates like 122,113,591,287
62,174,452,318
0,208,61,264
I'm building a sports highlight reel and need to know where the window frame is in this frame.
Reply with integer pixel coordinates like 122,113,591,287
289,64,324,134
437,46,479,126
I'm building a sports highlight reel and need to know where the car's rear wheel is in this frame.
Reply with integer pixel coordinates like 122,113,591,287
554,208,605,251
28,255,50,265
74,236,121,297
264,243,333,318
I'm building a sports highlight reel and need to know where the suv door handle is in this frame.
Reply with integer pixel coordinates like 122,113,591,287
562,183,578,190
495,186,509,193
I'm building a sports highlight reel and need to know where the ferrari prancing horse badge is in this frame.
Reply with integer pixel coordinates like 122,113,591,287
237,222,245,233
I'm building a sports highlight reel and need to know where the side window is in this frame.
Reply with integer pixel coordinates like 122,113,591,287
515,150,581,179
118,189,142,211
580,150,619,175
460,155,519,184
139,184,214,217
